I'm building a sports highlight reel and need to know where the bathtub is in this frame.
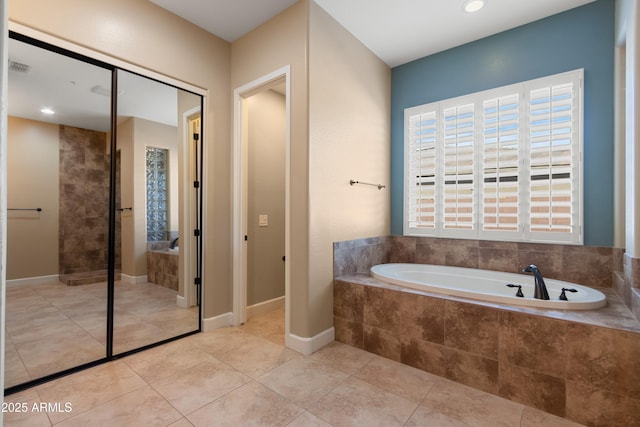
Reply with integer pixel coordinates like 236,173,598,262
370,263,606,310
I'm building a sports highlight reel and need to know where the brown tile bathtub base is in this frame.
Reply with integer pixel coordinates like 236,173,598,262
333,316,363,349
400,337,447,378
333,279,364,323
499,311,568,379
363,325,401,362
566,381,640,427
363,286,402,331
566,323,640,400
443,347,499,395
333,273,640,426
399,291,445,344
498,362,566,417
444,300,500,359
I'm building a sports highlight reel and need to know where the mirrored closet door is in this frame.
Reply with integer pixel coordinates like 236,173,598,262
5,33,203,393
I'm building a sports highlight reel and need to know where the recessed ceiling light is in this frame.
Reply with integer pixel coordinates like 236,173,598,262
464,0,486,13
40,108,55,115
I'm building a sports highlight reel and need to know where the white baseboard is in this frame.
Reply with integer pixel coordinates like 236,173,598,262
202,312,233,332
176,294,187,308
121,274,148,284
6,274,59,287
247,296,285,319
286,327,335,356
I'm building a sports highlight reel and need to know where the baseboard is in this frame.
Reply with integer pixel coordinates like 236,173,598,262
121,274,148,284
6,274,59,287
176,294,187,308
247,296,285,319
202,312,233,332
286,326,335,356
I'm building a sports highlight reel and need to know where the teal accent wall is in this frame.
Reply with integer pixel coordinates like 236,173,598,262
391,0,615,246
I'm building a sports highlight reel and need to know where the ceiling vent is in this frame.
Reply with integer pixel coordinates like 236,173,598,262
9,60,31,73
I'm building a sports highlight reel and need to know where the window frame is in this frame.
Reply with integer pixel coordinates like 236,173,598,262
403,69,584,245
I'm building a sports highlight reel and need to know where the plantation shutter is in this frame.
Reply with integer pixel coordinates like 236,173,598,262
442,104,474,230
482,94,520,231
528,81,576,234
407,110,437,229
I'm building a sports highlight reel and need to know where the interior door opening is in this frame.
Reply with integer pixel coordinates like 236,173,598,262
233,67,290,346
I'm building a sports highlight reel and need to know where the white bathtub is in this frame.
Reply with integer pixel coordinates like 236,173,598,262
370,263,606,310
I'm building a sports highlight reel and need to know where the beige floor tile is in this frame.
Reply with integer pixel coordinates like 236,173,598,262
258,357,349,408
168,418,196,427
421,379,525,427
16,329,104,379
308,376,418,427
216,334,301,378
353,355,439,403
186,381,303,427
405,404,471,427
286,411,333,427
241,308,285,345
55,385,182,427
2,389,52,427
124,338,215,383
36,360,148,424
309,340,375,375
521,406,586,426
187,327,262,356
4,342,31,388
151,358,251,415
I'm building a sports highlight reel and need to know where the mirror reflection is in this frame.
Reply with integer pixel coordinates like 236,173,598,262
113,69,201,354
5,37,112,388
5,36,202,391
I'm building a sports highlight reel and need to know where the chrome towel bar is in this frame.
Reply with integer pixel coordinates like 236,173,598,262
349,179,386,190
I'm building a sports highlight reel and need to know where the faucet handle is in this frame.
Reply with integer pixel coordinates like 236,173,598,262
559,288,578,301
506,283,524,298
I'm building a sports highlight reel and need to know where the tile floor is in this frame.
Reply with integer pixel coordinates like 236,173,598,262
5,280,199,388
4,308,585,426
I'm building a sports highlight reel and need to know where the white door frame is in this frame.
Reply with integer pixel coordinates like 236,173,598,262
232,66,291,337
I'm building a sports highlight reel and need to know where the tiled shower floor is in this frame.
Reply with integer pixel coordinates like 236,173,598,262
4,308,584,426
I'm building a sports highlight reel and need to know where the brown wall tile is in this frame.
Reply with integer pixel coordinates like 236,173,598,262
566,323,640,399
499,311,567,378
333,280,364,323
498,363,565,417
566,381,640,427
363,286,401,331
398,292,445,344
364,325,401,361
400,337,446,377
443,347,499,395
334,316,363,349
445,301,499,359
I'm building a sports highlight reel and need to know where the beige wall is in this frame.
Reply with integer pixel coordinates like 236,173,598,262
232,0,391,337
231,0,311,335
6,117,59,279
9,0,231,318
307,1,391,335
247,90,286,306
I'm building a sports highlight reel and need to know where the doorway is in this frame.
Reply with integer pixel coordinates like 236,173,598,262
232,68,290,342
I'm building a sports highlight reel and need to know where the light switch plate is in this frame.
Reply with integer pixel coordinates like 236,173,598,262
258,214,268,227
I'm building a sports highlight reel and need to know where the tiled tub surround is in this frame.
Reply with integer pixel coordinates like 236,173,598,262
146,242,178,291
333,236,640,426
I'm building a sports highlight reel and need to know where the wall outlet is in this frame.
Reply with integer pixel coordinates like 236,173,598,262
258,214,269,227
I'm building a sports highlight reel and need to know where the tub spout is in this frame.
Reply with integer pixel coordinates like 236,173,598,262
170,237,179,249
523,264,550,300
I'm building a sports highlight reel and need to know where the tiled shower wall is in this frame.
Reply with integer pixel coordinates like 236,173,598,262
59,125,111,276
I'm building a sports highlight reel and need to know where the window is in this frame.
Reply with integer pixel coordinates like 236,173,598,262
146,146,169,241
404,69,583,244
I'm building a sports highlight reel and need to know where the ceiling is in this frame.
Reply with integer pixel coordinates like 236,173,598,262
150,0,596,67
